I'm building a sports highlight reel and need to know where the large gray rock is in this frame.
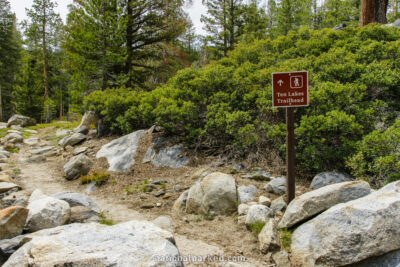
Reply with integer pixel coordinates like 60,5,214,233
52,192,100,213
291,181,400,267
238,185,258,203
310,172,353,189
245,204,274,225
264,177,286,195
186,172,237,216
63,154,93,180
348,249,400,267
279,181,371,228
3,220,183,267
258,219,280,253
58,133,87,147
0,206,29,239
151,145,189,168
6,114,36,127
25,196,71,232
96,130,146,172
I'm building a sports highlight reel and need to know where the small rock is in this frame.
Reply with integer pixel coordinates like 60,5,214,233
1,191,29,208
156,202,162,207
173,184,181,192
21,155,46,164
59,133,87,147
310,172,353,189
0,183,20,194
52,192,101,213
74,125,89,135
232,163,247,172
63,154,93,180
29,146,56,155
70,206,99,223
173,190,189,213
155,190,166,197
151,180,167,185
162,193,172,199
238,185,258,204
271,197,287,213
23,138,39,146
272,251,291,267
258,219,280,253
72,146,88,156
264,177,286,195
5,133,23,144
0,206,29,239
245,205,274,225
26,197,71,232
238,204,250,216
152,216,176,232
258,196,271,206
140,203,154,209
242,169,273,181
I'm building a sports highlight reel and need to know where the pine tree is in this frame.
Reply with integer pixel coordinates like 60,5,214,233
275,0,313,35
201,0,244,57
24,0,62,100
0,0,22,120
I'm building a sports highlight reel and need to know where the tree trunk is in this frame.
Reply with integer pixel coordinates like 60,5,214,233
360,0,376,26
360,0,388,26
125,0,133,88
43,5,48,99
0,85,2,122
375,0,388,23
229,0,235,50
223,0,227,56
101,1,107,91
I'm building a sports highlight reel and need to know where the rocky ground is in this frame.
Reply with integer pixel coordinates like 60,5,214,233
0,114,399,267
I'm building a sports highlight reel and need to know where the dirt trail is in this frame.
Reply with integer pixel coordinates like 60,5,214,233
12,140,146,224
5,127,269,267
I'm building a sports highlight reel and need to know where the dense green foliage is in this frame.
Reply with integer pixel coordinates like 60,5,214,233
85,24,400,184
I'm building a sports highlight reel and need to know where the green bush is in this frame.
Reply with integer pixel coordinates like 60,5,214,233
347,119,400,186
84,24,400,180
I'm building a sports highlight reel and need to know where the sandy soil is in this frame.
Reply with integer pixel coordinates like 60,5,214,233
4,126,311,267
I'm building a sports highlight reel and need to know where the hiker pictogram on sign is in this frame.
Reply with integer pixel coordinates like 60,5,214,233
272,71,308,107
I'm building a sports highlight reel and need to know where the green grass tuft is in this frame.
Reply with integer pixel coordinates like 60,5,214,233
247,221,265,234
80,171,110,185
280,228,294,251
98,212,114,225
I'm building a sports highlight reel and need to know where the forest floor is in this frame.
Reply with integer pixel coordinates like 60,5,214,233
4,125,311,267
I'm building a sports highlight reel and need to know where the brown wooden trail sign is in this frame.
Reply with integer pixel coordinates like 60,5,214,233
272,71,309,204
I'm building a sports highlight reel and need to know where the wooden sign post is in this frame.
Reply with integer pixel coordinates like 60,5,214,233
272,71,308,203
